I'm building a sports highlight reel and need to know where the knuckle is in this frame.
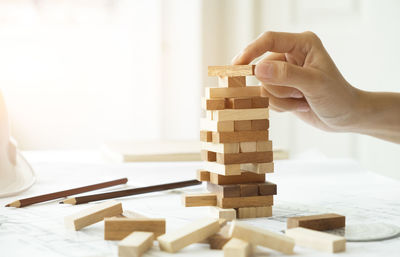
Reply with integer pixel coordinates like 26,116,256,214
303,31,322,45
260,31,275,49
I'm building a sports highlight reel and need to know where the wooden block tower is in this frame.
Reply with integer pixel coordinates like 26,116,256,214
184,65,276,219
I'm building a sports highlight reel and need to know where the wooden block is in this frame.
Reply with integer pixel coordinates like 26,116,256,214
286,227,346,253
255,206,272,217
196,169,210,181
223,238,252,257
118,231,154,257
218,76,246,87
237,207,257,219
64,200,123,231
256,141,272,151
216,151,273,164
157,218,220,253
212,108,269,122
251,97,269,108
202,142,239,154
230,221,295,254
105,217,166,240
226,98,252,109
240,163,274,174
239,184,259,197
121,210,148,219
234,121,252,131
251,119,269,130
287,213,345,231
207,183,241,198
200,130,212,142
201,150,216,162
200,118,234,132
184,193,217,207
208,65,255,77
212,131,268,143
209,207,236,221
209,233,232,250
205,86,261,99
217,195,273,208
210,172,265,185
202,97,225,110
203,162,241,176
239,142,257,152
258,182,277,195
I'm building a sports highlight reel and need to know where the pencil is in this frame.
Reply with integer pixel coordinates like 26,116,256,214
60,179,201,205
5,177,128,208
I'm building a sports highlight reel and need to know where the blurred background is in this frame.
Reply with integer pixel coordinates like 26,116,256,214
1,0,399,179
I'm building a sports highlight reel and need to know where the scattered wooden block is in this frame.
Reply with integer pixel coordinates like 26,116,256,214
201,150,217,162
240,163,274,174
258,182,277,195
286,227,346,253
239,184,259,197
218,76,246,87
239,142,257,152
104,217,166,240
121,210,148,219
256,141,272,151
205,86,261,99
118,231,154,257
251,119,269,130
287,213,345,231
183,193,217,207
202,142,239,154
217,195,273,208
207,183,241,198
64,200,123,231
234,121,252,131
203,162,241,176
212,131,269,143
196,169,210,182
251,97,269,108
216,151,273,164
157,218,220,253
230,221,295,254
255,206,272,217
209,207,236,221
226,98,252,109
201,118,234,132
237,207,257,219
223,238,252,257
209,233,232,250
200,130,213,142
210,172,265,185
212,108,269,122
202,98,225,110
208,65,255,77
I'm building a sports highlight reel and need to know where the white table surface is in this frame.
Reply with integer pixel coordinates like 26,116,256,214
0,150,399,257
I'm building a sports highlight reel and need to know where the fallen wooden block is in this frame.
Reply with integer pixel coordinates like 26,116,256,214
218,76,246,87
256,141,272,152
216,151,273,165
196,169,210,182
64,200,123,231
226,98,252,109
104,217,166,240
202,97,225,110
237,206,273,219
240,162,274,174
205,86,261,99
120,210,148,219
203,162,241,176
210,172,265,185
118,231,154,257
239,142,257,152
209,207,236,221
200,118,234,132
207,223,232,249
251,97,269,108
239,184,259,197
183,193,217,207
234,120,252,131
286,227,346,253
287,213,346,231
230,221,295,254
212,131,269,143
157,218,220,253
202,142,239,154
208,65,255,77
223,238,252,257
200,130,213,142
212,108,269,122
217,195,273,208
201,150,216,162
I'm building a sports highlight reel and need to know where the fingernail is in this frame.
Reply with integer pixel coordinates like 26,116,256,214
291,90,303,98
255,62,274,80
296,104,310,112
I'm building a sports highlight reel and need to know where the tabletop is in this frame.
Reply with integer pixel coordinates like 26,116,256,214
0,150,399,257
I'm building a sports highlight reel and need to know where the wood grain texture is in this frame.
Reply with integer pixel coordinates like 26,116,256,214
218,76,246,87
230,221,295,254
216,151,273,164
223,238,252,257
239,142,257,152
255,206,273,218
202,98,225,110
208,65,255,77
118,231,154,257
183,193,217,207
202,142,239,154
217,195,273,208
196,170,210,182
201,150,217,162
207,183,241,198
205,86,261,99
209,207,236,221
200,130,213,142
251,119,269,130
157,218,220,253
105,217,165,240
212,108,269,122
286,227,346,253
239,184,259,197
226,98,252,109
212,131,268,143
237,206,272,219
240,163,274,174
257,182,277,195
256,141,272,152
287,213,345,231
201,119,234,132
251,97,269,108
209,172,265,185
203,162,241,176
234,121,252,131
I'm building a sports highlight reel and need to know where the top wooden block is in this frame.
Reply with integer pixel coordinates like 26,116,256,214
208,65,255,77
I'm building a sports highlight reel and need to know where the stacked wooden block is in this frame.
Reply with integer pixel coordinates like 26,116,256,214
186,65,276,219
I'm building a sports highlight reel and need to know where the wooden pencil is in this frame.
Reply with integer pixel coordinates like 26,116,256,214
5,178,128,208
60,179,202,205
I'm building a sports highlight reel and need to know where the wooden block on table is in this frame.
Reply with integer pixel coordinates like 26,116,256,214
223,238,252,257
212,131,268,143
202,98,225,110
202,142,239,154
217,195,273,208
229,221,295,254
121,210,148,219
203,162,241,176
212,108,269,122
218,76,246,87
226,98,252,109
255,206,272,217
64,200,123,231
207,183,241,198
258,182,277,195
251,97,269,108
210,172,265,185
105,217,166,240
201,118,234,132
251,119,269,130
239,142,257,152
183,193,217,207
286,227,346,253
256,141,272,152
157,218,220,253
287,213,345,231
239,184,259,197
118,231,154,257
216,151,273,164
200,130,212,142
237,207,257,219
234,121,252,131
240,162,274,174
196,169,210,182
208,65,255,77
205,86,261,99
209,233,232,250
209,207,236,221
201,150,216,162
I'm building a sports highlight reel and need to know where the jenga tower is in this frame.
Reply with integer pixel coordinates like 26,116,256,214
184,65,276,220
